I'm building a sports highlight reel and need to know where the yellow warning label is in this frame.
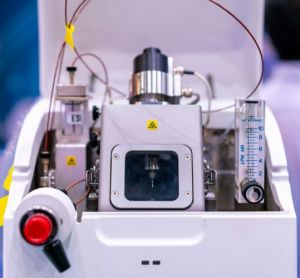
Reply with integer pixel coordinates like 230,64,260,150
66,156,77,166
147,120,158,130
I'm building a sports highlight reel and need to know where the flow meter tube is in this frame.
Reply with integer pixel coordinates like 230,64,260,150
235,99,265,204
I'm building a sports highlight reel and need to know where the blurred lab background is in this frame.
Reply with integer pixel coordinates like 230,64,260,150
0,0,39,276
0,0,39,149
0,0,299,277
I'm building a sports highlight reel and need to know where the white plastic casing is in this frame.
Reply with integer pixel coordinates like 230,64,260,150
3,101,296,277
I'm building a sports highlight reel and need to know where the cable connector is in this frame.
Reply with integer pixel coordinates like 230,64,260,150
65,24,76,49
183,70,194,75
173,67,195,76
173,66,185,76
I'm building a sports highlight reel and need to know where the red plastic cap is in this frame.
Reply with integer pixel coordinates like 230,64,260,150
23,213,53,245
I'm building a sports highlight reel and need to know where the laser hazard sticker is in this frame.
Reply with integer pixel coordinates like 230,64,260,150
66,156,77,166
147,120,158,130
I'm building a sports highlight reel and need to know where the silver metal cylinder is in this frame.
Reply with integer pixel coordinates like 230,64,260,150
130,70,170,104
130,48,183,105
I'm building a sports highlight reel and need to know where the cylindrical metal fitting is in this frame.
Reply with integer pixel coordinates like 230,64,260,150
131,70,169,104
130,47,177,105
241,180,264,204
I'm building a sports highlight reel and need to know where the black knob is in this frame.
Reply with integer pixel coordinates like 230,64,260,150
134,47,169,74
92,105,100,121
242,181,264,204
43,239,71,273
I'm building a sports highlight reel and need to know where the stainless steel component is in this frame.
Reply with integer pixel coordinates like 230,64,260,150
204,160,217,187
39,151,53,187
182,88,193,98
167,57,174,96
173,66,184,98
130,69,183,104
86,160,100,211
203,159,217,211
131,70,169,103
173,66,184,75
87,192,98,202
86,160,99,189
40,176,50,188
144,155,159,171
40,170,55,188
204,169,217,187
130,48,183,104
48,169,56,187
41,152,50,173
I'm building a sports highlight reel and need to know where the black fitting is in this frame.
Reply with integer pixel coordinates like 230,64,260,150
242,181,264,204
183,70,194,75
90,132,99,148
66,66,77,73
92,106,100,121
43,239,71,272
40,151,50,160
134,47,168,74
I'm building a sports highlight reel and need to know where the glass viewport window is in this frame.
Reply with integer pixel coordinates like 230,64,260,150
125,151,179,201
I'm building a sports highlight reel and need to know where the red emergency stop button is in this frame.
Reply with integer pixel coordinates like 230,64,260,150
20,210,57,246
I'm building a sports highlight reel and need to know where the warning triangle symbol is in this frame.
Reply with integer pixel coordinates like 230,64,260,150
148,121,157,129
67,157,77,166
68,158,76,165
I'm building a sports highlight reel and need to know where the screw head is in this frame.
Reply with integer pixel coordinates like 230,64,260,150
185,191,192,197
185,154,191,160
112,190,119,197
113,154,120,160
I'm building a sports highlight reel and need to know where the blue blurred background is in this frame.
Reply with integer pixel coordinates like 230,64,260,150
0,1,39,277
0,0,39,148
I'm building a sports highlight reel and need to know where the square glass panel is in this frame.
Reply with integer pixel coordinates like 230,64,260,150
125,151,179,201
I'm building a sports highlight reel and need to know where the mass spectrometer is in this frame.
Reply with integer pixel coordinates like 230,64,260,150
3,0,296,277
